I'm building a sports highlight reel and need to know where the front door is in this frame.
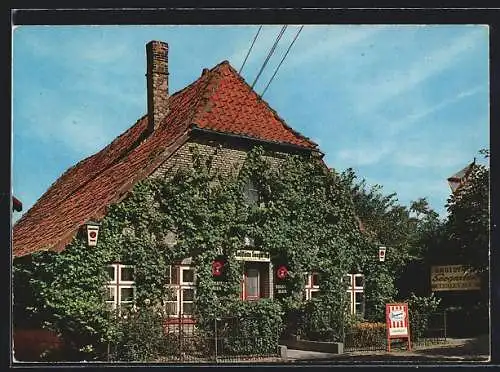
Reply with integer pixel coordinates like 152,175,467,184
244,268,260,300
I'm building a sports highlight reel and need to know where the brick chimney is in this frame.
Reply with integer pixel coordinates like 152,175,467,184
146,41,169,134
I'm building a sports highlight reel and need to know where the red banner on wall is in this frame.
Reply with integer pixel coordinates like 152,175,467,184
385,303,411,352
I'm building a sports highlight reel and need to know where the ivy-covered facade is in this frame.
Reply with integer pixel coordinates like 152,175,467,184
12,40,396,360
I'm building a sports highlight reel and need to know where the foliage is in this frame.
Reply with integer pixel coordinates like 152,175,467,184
344,321,386,349
406,293,441,340
110,304,166,362
297,297,349,342
13,146,383,359
213,300,284,356
339,169,445,319
445,162,489,275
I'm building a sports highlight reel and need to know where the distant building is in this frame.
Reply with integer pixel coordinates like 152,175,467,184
447,159,476,194
12,196,22,212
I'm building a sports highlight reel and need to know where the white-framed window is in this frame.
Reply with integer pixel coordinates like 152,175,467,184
166,265,195,317
106,263,136,311
304,272,320,300
345,273,365,317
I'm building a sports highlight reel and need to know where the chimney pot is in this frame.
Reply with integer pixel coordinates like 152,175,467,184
146,41,169,134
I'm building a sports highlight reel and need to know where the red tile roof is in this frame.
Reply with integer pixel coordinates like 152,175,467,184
13,61,318,257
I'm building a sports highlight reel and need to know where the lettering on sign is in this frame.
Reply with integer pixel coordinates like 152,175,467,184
274,284,287,295
235,250,270,262
430,265,481,291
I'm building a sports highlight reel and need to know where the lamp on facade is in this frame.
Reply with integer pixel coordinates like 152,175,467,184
85,221,101,247
379,246,386,262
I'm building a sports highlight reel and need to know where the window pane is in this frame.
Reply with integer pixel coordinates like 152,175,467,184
183,302,194,315
172,267,178,284
311,290,320,298
354,292,364,315
245,269,259,298
167,289,178,302
166,302,178,315
182,289,194,302
182,269,194,283
121,287,135,302
312,273,320,286
355,292,364,303
121,267,134,282
354,275,364,288
107,266,115,281
107,287,115,301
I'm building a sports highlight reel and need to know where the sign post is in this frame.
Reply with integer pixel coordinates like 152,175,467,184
386,303,411,352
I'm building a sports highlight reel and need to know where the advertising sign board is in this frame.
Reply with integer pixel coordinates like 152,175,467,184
430,265,481,291
385,303,411,352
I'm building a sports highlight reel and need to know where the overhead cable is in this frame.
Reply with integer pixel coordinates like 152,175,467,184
250,25,287,89
261,25,304,98
239,25,263,74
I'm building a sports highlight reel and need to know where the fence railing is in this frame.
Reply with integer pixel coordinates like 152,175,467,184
291,311,448,353
109,315,281,363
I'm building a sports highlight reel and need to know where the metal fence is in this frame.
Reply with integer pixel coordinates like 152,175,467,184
127,316,282,363
342,312,447,352
291,311,448,353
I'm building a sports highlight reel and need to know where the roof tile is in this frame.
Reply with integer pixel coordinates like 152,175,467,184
13,61,317,257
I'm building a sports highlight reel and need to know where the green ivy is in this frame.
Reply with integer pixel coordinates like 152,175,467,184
14,145,387,360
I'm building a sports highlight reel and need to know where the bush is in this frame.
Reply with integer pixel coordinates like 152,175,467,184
110,304,166,362
297,299,346,342
406,293,441,340
197,299,284,356
344,322,386,348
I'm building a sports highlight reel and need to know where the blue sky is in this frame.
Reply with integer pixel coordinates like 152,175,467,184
12,25,489,221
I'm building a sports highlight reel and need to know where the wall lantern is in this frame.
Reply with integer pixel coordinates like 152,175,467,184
379,246,387,262
85,221,101,247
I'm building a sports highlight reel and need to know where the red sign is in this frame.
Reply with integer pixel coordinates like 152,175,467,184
385,303,411,352
276,265,288,280
212,260,224,277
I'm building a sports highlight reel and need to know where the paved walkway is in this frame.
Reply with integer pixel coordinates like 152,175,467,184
285,336,490,363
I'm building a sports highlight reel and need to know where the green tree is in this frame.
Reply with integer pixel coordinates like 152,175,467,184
339,169,443,308
445,160,489,274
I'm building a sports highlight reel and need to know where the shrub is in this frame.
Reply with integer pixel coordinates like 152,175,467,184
111,304,166,362
297,299,346,342
344,322,386,348
197,299,284,356
406,293,441,340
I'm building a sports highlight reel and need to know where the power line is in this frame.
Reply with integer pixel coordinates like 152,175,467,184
261,25,304,98
239,25,263,75
250,25,287,89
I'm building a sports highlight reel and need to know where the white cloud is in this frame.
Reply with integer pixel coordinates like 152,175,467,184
381,84,487,137
354,29,485,115
336,143,394,166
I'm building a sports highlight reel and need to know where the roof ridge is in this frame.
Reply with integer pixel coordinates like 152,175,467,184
222,62,318,149
190,63,226,125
